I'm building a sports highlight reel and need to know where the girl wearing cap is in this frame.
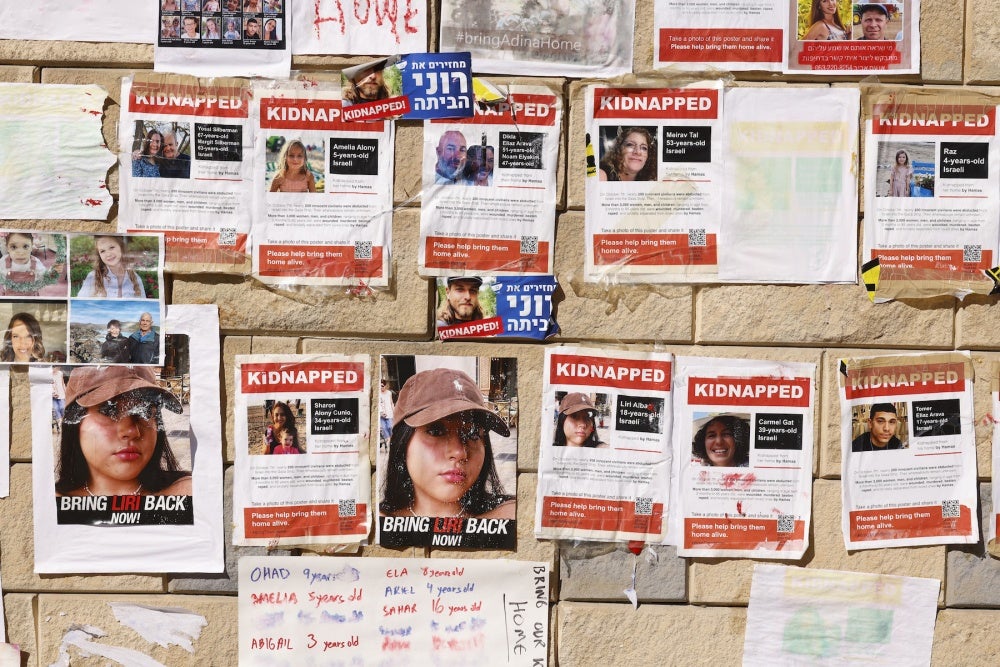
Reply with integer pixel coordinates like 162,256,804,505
552,392,609,448
55,365,191,496
379,368,514,519
691,414,751,467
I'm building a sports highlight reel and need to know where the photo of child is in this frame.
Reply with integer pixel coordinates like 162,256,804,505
70,235,159,299
0,231,67,298
266,136,324,193
251,399,308,454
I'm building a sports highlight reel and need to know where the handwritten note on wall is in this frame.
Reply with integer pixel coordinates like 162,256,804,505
239,556,548,666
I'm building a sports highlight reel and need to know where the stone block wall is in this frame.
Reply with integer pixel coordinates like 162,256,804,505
3,0,1000,664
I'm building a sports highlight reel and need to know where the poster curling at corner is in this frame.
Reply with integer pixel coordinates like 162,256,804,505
672,356,815,559
253,80,394,289
786,0,920,75
30,304,224,574
419,82,561,277
377,354,518,549
291,0,427,55
719,86,859,283
840,351,978,550
535,346,672,544
862,85,999,301
0,84,115,220
1,230,167,368
743,564,938,667
0,369,8,498
439,0,635,77
239,556,548,666
119,72,254,275
584,80,724,284
435,275,558,341
339,53,473,123
154,1,290,78
233,354,371,548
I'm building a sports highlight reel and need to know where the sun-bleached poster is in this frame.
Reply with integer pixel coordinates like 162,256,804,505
840,352,978,550
31,305,223,574
672,357,815,559
239,556,548,665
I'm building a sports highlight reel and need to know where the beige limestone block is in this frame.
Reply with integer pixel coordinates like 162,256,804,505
250,336,300,354
2,465,163,592
690,480,945,605
921,0,964,83
633,0,655,72
223,336,252,464
971,352,998,480
9,367,30,461
558,601,746,666
300,339,544,472
4,593,37,666
932,609,1000,662
554,212,694,342
565,81,585,210
0,42,151,67
0,66,36,82
171,209,431,337
697,285,954,348
964,0,1000,83
957,293,1000,349
37,594,235,667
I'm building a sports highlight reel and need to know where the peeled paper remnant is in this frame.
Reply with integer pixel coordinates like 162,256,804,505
0,84,115,220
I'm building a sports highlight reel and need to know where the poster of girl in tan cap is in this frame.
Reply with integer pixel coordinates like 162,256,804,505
378,354,518,549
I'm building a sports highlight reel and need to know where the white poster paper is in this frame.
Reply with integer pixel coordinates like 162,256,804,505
154,3,290,78
0,4,153,43
419,84,561,276
119,73,254,274
439,0,634,77
233,355,371,547
291,0,427,55
1,231,167,367
743,564,938,666
0,369,8,498
672,357,814,559
31,305,224,574
840,352,978,550
535,347,672,544
654,0,784,72
862,87,999,300
719,87,859,283
0,85,114,220
584,81,723,283
252,80,394,288
239,556,548,666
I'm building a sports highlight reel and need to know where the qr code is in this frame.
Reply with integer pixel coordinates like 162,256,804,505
354,241,373,260
218,228,237,246
634,497,652,516
688,228,707,247
777,515,794,533
340,499,357,517
520,236,539,255
964,245,982,263
942,499,960,518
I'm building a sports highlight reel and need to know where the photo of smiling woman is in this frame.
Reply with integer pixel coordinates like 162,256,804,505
598,126,657,182
55,365,191,501
691,413,751,467
552,392,609,448
380,367,514,520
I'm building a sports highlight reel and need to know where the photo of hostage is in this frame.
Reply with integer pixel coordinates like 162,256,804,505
269,139,317,193
343,61,391,104
888,149,913,197
128,312,160,365
436,276,484,327
54,365,191,497
852,402,905,452
853,3,900,41
253,400,307,455
0,231,66,297
379,368,515,519
2,312,45,363
801,0,850,40
77,236,147,299
599,126,657,182
552,392,609,448
433,130,467,184
100,319,131,363
131,125,191,179
461,144,495,186
692,414,751,467
181,15,200,39
132,128,162,178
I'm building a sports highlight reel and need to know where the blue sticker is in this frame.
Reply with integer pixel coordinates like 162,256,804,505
436,276,558,341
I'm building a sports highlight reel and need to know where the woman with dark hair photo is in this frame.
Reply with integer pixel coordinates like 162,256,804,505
552,392,608,448
599,127,657,182
692,414,751,467
55,365,191,496
2,312,45,363
379,367,514,519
